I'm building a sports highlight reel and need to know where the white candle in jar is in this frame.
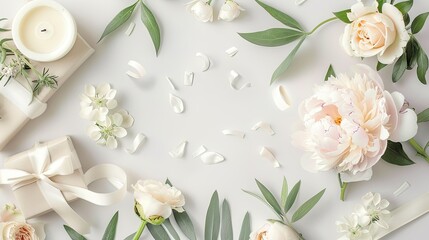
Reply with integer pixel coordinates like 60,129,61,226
12,0,77,62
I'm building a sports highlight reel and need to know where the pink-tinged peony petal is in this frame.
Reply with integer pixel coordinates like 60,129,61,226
300,154,320,173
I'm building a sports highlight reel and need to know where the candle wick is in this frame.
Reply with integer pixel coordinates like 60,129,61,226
41,29,47,32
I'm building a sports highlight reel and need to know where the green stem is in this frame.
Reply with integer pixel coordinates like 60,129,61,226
408,138,429,164
132,220,147,240
306,17,337,35
208,0,213,5
340,182,348,201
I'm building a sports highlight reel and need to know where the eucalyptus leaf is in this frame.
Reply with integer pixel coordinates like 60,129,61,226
98,1,138,43
382,141,415,166
406,37,419,70
64,225,87,240
140,2,161,56
205,191,220,240
173,210,197,240
239,28,304,47
417,108,429,123
291,189,325,223
392,53,407,82
333,9,352,24
102,211,119,240
242,189,281,218
324,64,336,81
285,180,301,213
238,212,251,240
163,219,180,240
255,179,283,217
255,0,304,31
271,37,306,84
148,224,171,240
417,46,428,84
221,200,233,240
377,61,387,71
377,0,386,12
411,12,429,34
395,0,413,15
280,177,288,209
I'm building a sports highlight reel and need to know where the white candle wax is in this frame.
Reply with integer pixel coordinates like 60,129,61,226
12,0,77,62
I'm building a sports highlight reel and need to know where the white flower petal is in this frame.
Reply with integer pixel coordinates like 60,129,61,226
106,136,118,149
113,127,127,138
124,133,146,154
272,85,292,111
225,47,238,57
84,84,96,97
251,121,275,135
200,151,225,164
192,145,207,158
169,141,188,158
112,113,124,126
106,99,118,109
169,93,185,114
222,129,245,139
184,71,194,86
393,181,410,197
389,108,418,142
196,52,211,72
87,125,101,140
97,83,111,96
259,147,280,168
340,168,373,183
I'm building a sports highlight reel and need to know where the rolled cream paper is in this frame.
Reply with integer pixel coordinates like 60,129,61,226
12,0,77,62
272,85,291,111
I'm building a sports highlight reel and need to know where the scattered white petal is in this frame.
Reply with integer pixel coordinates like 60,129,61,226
295,0,307,5
196,52,211,72
393,181,410,197
225,47,238,57
200,151,225,164
222,129,245,139
127,60,146,79
229,70,251,91
251,121,275,135
169,141,188,158
340,169,373,183
259,147,280,168
192,145,207,158
166,76,177,90
272,85,292,111
169,93,185,114
124,133,146,154
184,71,194,86
125,22,136,36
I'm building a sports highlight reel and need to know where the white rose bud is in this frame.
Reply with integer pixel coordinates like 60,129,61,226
133,180,185,225
186,0,214,22
218,1,244,22
250,222,300,240
0,221,39,240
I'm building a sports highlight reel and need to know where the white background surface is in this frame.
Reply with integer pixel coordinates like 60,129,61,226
1,0,429,239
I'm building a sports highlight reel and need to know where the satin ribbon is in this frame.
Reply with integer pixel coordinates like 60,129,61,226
0,143,127,234
0,77,47,119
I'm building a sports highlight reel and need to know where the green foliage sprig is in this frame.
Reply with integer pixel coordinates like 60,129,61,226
64,211,119,240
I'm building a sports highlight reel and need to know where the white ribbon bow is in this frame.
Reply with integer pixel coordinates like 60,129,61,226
0,144,127,234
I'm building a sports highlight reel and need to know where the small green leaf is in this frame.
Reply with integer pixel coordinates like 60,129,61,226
404,13,411,26
102,211,119,240
395,0,413,15
163,219,180,240
285,180,301,213
382,141,415,166
64,225,87,240
333,9,352,24
98,2,138,43
238,212,251,240
406,37,419,70
124,233,136,240
239,28,304,47
140,2,161,56
255,0,304,31
242,189,281,218
417,46,428,84
411,12,429,34
173,210,197,240
205,191,221,240
255,179,283,217
280,177,288,209
221,200,233,240
377,61,387,71
324,64,336,81
377,0,387,12
417,108,429,123
148,224,171,240
392,53,407,82
271,37,306,84
291,189,325,223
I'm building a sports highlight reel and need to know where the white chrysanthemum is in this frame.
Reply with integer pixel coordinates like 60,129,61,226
80,83,118,121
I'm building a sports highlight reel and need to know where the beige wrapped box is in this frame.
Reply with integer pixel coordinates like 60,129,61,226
4,136,87,219
0,33,94,151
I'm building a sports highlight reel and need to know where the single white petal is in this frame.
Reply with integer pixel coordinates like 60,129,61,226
272,85,292,111
125,22,136,36
393,181,410,197
106,136,118,149
389,108,418,142
259,147,280,168
97,83,111,96
184,71,194,86
196,52,211,72
169,141,188,158
127,60,147,79
222,129,245,138
192,145,207,158
113,127,128,138
251,121,275,135
200,151,225,164
295,0,307,5
225,47,238,57
169,93,185,114
340,168,373,183
87,125,101,140
166,76,177,90
106,99,118,109
84,84,96,97
111,113,124,126
229,70,251,91
124,133,146,154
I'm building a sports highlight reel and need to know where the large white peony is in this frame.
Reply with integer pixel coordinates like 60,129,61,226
341,1,409,64
293,64,417,177
250,222,300,240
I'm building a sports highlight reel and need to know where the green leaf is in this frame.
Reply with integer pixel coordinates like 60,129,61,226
377,0,387,12
239,28,304,47
124,233,136,240
377,61,387,71
64,225,87,240
242,189,281,218
148,224,171,240
333,9,352,24
411,12,429,34
238,212,251,240
406,37,419,70
140,2,161,56
291,189,325,223
255,0,304,31
271,36,306,84
417,46,428,84
285,180,301,213
98,2,138,43
404,13,411,26
205,191,220,240
324,64,336,81
173,210,197,240
395,0,413,15
382,141,415,166
417,108,429,123
255,179,283,217
221,200,233,240
163,219,180,240
280,177,288,210
392,53,407,82
102,211,119,240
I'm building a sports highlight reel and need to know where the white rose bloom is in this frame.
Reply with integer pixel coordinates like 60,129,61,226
218,1,244,22
80,83,118,121
250,222,300,240
0,204,45,240
341,1,409,64
133,180,185,224
186,0,214,22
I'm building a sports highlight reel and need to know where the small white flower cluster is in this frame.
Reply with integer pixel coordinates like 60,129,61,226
80,83,134,149
186,0,244,23
336,192,390,240
0,59,21,80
